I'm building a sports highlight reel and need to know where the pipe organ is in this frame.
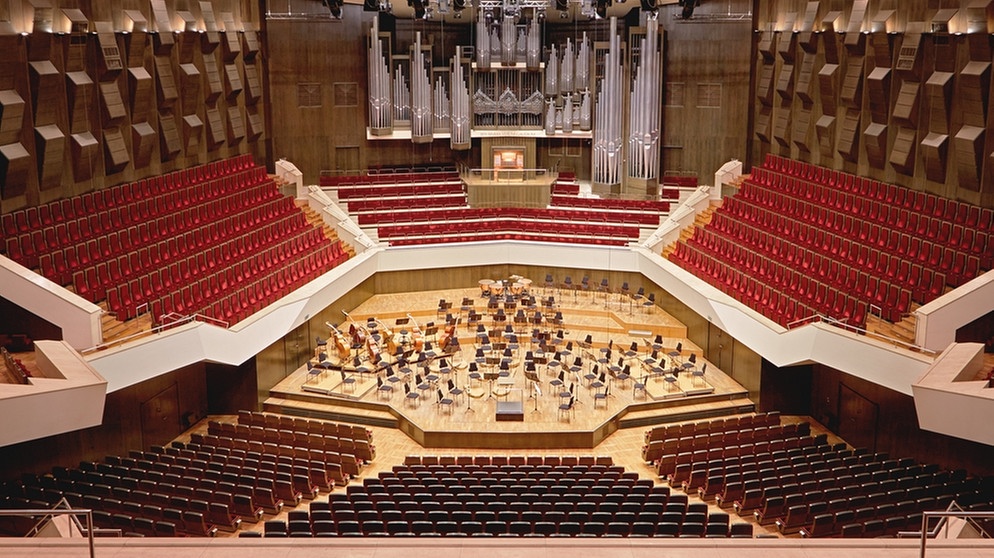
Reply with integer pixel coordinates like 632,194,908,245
365,5,663,190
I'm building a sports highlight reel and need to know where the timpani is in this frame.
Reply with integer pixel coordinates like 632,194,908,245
491,281,506,296
519,278,533,294
479,279,495,297
511,282,524,297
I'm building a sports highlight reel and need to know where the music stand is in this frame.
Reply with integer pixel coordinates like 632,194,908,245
530,380,542,413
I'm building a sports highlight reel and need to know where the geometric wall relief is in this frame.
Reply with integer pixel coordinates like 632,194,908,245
792,106,812,152
892,80,920,128
150,0,174,53
243,64,261,105
837,108,860,162
776,63,795,100
777,29,797,64
70,131,99,181
818,63,839,116
796,54,816,104
755,107,772,144
223,63,242,99
925,71,953,132
959,61,991,127
246,105,263,141
205,106,225,150
844,0,868,53
869,32,893,70
103,127,130,174
154,56,178,109
920,132,948,183
127,67,153,120
816,115,836,158
889,126,916,175
0,142,31,198
758,31,777,63
66,72,95,134
131,121,155,169
226,106,244,145
202,55,223,104
242,31,260,61
179,63,202,115
896,33,923,80
34,124,66,190
222,31,241,63
866,67,891,123
773,106,791,148
757,63,775,107
0,89,26,146
182,114,203,153
100,81,128,126
863,122,888,169
28,61,61,126
954,125,985,191
95,22,124,79
158,111,182,161
840,57,864,108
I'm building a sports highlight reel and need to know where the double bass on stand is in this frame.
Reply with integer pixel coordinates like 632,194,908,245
326,322,351,362
407,313,425,353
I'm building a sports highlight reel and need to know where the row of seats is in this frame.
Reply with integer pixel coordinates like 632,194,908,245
759,154,994,234
319,170,460,187
714,202,952,303
189,432,362,479
334,181,465,200
0,155,256,240
207,420,375,462
345,195,469,214
670,241,869,327
736,181,989,286
644,412,781,444
358,204,656,227
691,227,911,323
550,194,671,213
403,454,610,467
1,346,30,384
237,410,372,444
642,417,800,463
386,233,631,247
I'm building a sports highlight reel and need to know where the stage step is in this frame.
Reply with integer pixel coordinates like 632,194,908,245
618,395,755,430
262,396,399,429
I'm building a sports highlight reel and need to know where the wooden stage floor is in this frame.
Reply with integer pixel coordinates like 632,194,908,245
266,284,753,449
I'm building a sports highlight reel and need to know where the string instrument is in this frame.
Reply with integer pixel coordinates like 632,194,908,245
375,318,397,354
342,310,366,346
438,320,458,353
326,321,351,361
407,313,425,352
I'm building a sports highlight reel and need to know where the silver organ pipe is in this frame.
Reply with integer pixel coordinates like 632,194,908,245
545,98,556,135
575,33,590,92
433,74,450,133
545,44,559,97
592,17,623,187
450,56,470,150
367,17,393,136
627,17,662,181
476,16,491,69
501,14,516,66
410,32,433,144
580,90,591,131
560,38,574,93
525,19,540,70
393,64,410,124
562,92,573,133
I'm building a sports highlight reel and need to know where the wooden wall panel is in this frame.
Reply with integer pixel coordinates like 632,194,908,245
863,122,887,169
158,111,181,161
226,106,244,145
69,131,98,181
28,61,60,126
65,71,94,134
223,63,242,99
178,63,201,115
889,126,916,175
954,125,984,191
815,115,835,158
127,67,153,121
34,124,65,190
182,114,203,153
0,142,30,198
818,63,838,116
205,106,224,150
960,61,990,128
154,56,178,109
865,67,891,123
925,71,953,133
131,121,154,169
921,132,948,182
891,80,920,128
243,64,261,105
0,89,25,145
103,126,129,173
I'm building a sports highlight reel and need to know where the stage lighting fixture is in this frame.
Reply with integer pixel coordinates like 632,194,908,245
678,0,697,19
409,0,427,18
594,0,609,19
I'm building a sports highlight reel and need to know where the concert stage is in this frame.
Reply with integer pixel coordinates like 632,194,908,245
265,285,753,449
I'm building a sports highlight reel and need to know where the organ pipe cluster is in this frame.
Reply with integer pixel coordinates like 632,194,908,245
592,17,623,186
410,32,434,144
627,17,662,182
450,56,471,150
367,17,393,136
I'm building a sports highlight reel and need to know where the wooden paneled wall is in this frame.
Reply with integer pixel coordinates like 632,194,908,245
0,0,266,214
752,0,994,207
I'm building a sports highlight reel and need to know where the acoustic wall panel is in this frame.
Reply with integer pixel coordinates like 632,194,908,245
837,108,860,162
96,27,124,78
773,106,791,148
920,133,948,183
818,63,839,115
925,71,953,132
796,53,816,104
889,126,916,175
757,64,775,107
896,34,923,80
178,63,202,115
777,31,797,63
758,32,776,63
205,107,224,149
869,33,893,69
246,105,263,141
131,121,155,169
154,56,178,108
792,106,812,152
34,125,65,191
243,64,261,105
840,58,864,108
222,31,241,62
815,115,835,158
755,108,772,144
182,114,203,153
959,61,990,127
65,72,94,134
158,112,181,161
103,127,130,173
0,142,30,198
0,90,25,146
776,64,795,100
127,67,154,120
28,61,60,126
892,80,920,128
99,81,128,125
954,125,984,191
863,122,887,169
866,67,891,123
226,106,244,145
202,55,223,104
69,132,99,181
223,64,242,99
242,31,260,61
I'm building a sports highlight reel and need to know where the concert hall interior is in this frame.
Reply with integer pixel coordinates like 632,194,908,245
2,0,994,557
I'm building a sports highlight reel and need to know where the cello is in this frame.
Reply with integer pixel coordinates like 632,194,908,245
342,310,366,348
438,320,458,353
375,318,397,355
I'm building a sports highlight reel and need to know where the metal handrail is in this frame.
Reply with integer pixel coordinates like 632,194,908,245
80,312,230,355
901,507,994,558
785,312,939,356
0,507,95,558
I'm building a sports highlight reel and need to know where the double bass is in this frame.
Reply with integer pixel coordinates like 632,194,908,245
438,320,458,353
407,313,425,352
326,322,351,361
375,318,397,355
342,310,366,347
